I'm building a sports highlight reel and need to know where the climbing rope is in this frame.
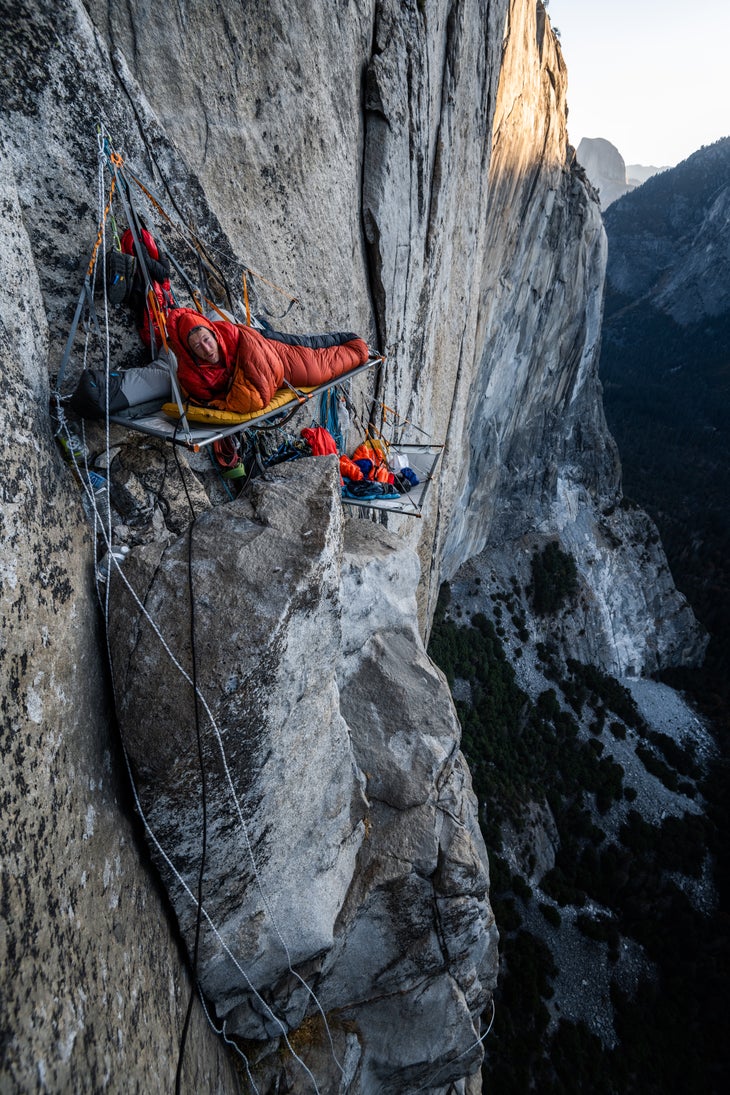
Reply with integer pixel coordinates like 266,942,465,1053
56,121,449,1089
97,536,330,1093
61,121,448,1088
318,388,344,451
69,131,343,1091
85,147,124,281
68,435,323,1091
243,265,299,321
170,437,210,1095
123,161,237,315
64,129,349,1089
196,989,261,1094
411,997,496,1094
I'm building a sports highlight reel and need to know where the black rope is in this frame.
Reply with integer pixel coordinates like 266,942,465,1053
252,399,311,432
206,444,237,501
172,432,208,1095
246,268,299,321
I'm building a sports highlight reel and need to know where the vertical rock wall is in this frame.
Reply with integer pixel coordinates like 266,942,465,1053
438,1,704,673
104,458,497,1093
0,113,238,1090
83,0,512,620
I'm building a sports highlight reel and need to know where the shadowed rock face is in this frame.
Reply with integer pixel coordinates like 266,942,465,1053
0,82,239,1095
106,456,497,1091
604,138,730,324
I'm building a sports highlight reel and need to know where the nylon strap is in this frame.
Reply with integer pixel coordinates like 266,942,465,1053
113,164,162,355
204,296,232,323
245,267,299,321
87,173,118,277
242,271,251,326
146,288,169,352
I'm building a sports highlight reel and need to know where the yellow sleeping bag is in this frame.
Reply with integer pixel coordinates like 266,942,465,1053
162,384,319,427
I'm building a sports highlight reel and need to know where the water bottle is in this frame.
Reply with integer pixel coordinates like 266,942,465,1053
58,428,88,465
81,470,111,527
96,545,130,584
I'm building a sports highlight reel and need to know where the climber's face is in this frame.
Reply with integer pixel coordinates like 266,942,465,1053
188,326,221,365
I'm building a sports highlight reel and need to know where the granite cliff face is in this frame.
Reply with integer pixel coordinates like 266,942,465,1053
105,454,496,1092
441,2,704,675
0,0,704,1091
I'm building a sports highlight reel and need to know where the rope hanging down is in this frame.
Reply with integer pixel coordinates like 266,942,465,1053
67,123,348,1093
73,408,340,1094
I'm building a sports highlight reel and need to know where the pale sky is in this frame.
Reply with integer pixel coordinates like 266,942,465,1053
546,0,730,167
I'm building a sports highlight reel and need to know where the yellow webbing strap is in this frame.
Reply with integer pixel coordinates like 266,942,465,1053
242,271,251,326
204,296,233,323
128,173,168,224
129,171,227,304
86,173,118,278
147,288,169,353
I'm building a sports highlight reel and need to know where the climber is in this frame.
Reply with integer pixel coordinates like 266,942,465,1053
166,307,369,414
121,223,175,352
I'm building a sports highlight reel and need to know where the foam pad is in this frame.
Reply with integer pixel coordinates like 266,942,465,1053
161,384,318,426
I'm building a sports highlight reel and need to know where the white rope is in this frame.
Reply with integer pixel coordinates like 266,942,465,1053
118,740,320,1093
196,989,261,1095
77,154,318,1080
92,493,341,1086
411,997,496,1094
57,440,334,1090
57,129,348,1090
99,130,114,625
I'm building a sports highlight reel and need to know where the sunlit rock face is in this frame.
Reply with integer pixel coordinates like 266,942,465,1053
442,0,610,571
577,137,633,209
439,1,704,674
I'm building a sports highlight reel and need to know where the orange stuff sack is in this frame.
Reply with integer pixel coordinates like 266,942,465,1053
339,456,364,481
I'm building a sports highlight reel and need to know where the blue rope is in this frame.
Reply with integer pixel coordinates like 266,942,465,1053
318,390,343,452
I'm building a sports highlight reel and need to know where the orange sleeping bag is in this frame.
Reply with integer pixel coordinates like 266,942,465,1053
167,308,368,415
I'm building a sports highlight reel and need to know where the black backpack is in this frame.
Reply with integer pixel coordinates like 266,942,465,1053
96,250,136,305
69,369,126,418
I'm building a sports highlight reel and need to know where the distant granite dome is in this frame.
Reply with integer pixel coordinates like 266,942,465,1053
577,137,633,208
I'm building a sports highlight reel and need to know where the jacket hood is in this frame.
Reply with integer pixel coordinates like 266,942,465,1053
171,308,218,350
